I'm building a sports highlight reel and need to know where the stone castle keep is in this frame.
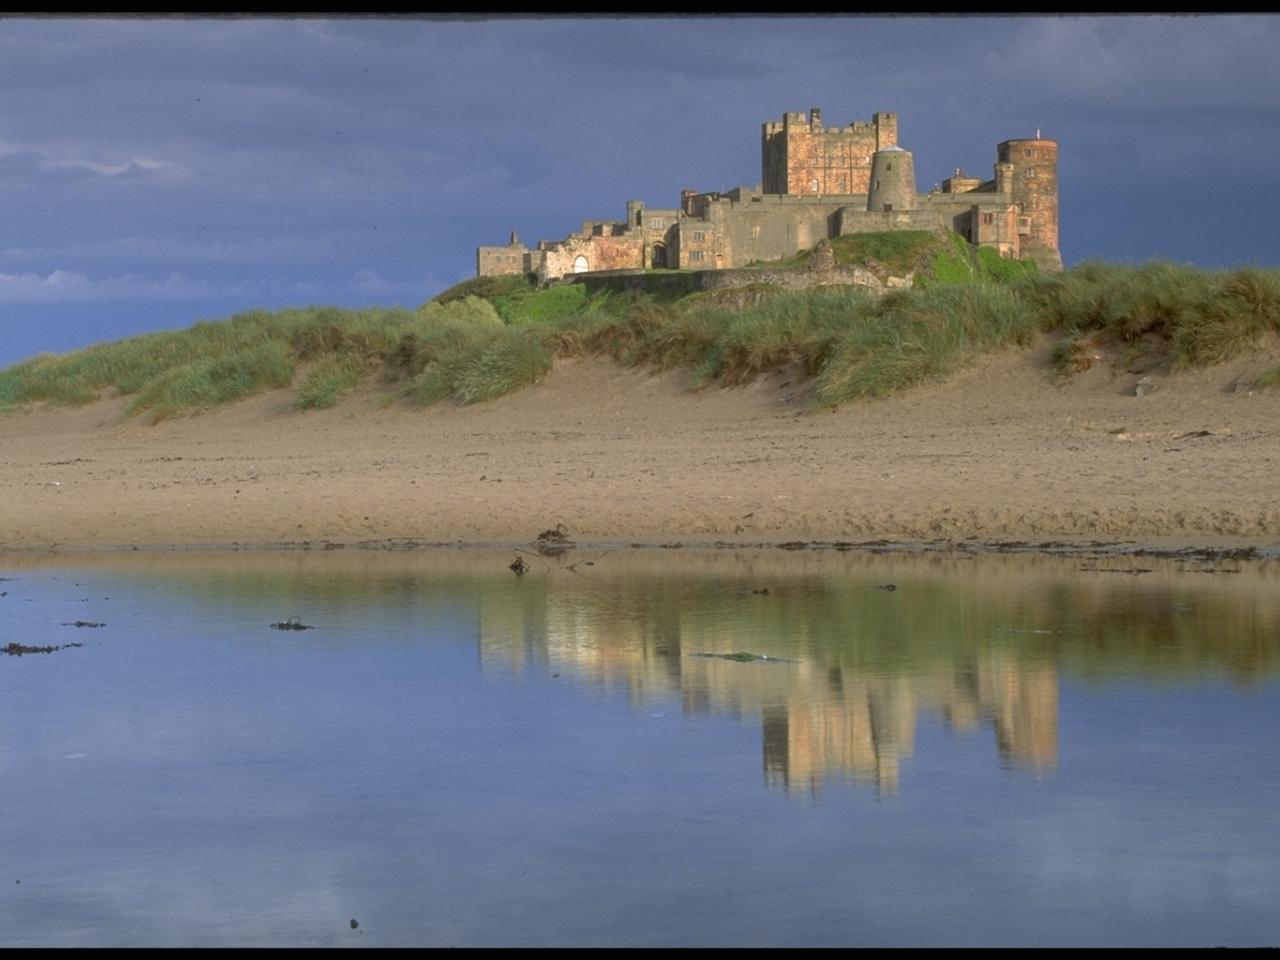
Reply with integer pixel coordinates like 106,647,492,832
477,107,1061,283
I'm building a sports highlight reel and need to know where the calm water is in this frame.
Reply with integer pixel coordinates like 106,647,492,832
1,547,1277,947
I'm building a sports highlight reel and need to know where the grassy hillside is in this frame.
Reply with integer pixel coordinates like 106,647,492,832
751,230,946,272
3,234,1279,421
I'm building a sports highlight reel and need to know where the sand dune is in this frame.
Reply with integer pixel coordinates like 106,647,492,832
2,340,1278,553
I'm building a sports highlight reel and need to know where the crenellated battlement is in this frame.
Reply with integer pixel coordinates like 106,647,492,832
761,107,899,195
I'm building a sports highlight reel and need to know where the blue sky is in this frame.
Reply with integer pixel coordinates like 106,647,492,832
2,14,1278,368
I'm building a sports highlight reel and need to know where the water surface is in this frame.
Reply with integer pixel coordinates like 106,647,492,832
1,547,1277,947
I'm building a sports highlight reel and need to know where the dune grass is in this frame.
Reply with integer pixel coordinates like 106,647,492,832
1029,261,1280,375
3,242,1279,420
814,284,1036,403
0,300,504,420
1253,365,1280,390
295,354,368,410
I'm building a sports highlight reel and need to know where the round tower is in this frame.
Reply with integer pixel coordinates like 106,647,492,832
866,145,916,213
996,136,1060,271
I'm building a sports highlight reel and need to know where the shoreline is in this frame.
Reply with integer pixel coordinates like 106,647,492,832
2,534,1274,562
3,350,1279,560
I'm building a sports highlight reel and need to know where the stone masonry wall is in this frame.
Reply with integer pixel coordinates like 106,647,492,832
478,109,1061,281
477,243,529,277
535,232,644,282
762,109,898,196
567,240,912,298
998,138,1061,271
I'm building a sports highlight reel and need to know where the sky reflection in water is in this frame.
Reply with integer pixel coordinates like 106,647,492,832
1,548,1277,947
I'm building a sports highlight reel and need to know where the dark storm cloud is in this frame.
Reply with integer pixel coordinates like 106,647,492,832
0,15,1278,367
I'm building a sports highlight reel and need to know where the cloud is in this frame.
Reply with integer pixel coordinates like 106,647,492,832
41,154,181,178
0,269,248,303
0,138,183,180
0,234,340,263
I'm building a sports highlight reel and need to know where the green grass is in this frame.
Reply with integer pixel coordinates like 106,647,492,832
976,244,1039,284
628,288,878,386
429,273,534,305
912,233,1040,289
755,230,946,274
830,231,944,274
296,354,367,410
1027,261,1280,374
128,339,297,422
1253,364,1280,390
814,283,1037,403
489,283,587,325
920,233,978,286
4,242,1279,420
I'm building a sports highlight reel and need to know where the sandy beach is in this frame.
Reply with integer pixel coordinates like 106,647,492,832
2,339,1279,554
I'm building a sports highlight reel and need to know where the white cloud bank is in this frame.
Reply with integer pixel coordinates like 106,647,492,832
0,268,431,305
0,269,246,303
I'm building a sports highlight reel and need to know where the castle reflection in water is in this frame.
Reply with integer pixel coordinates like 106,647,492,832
475,587,1057,795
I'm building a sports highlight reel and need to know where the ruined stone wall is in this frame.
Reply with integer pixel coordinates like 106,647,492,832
695,262,889,294
534,232,644,282
566,254,909,299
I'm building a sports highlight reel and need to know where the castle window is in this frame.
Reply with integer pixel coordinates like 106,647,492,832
751,225,761,239
886,162,892,171
810,179,819,192
982,213,994,225
692,232,705,242
651,218,664,228
1027,169,1037,178
689,251,704,262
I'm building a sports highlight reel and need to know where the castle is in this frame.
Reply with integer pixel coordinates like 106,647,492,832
477,107,1061,283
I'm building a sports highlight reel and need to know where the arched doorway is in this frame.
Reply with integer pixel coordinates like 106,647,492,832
651,244,666,269
573,255,589,274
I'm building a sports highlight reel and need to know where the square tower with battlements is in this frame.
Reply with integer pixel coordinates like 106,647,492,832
761,108,898,196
